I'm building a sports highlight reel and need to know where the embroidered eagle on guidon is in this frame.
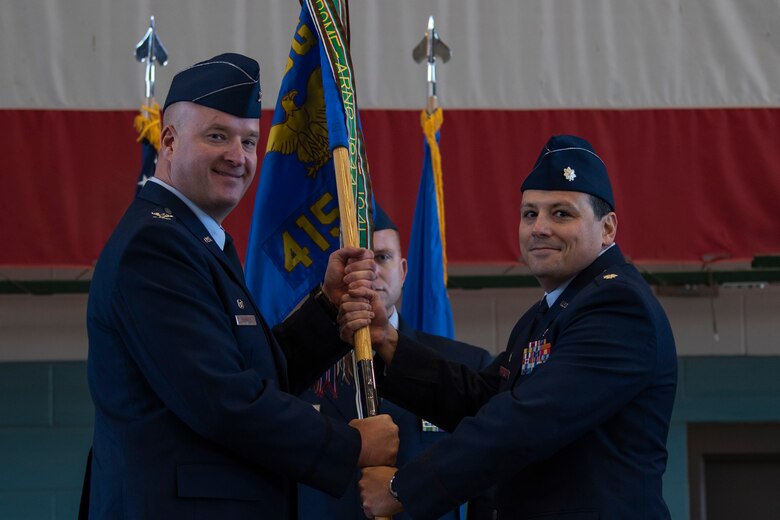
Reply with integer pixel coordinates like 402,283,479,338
266,67,330,178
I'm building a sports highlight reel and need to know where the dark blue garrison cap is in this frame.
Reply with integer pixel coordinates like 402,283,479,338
373,204,398,232
521,135,614,210
164,53,261,118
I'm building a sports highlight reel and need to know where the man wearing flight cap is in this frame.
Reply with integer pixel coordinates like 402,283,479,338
348,135,678,519
298,205,494,520
84,53,398,518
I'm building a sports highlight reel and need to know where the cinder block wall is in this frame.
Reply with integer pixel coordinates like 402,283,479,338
0,362,92,519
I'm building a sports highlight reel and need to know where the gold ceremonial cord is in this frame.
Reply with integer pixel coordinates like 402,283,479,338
420,107,448,285
134,101,162,152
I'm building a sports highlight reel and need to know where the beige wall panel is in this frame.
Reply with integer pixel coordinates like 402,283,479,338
744,286,780,355
2,285,779,361
658,292,744,356
450,289,498,355
451,287,548,357
0,295,88,361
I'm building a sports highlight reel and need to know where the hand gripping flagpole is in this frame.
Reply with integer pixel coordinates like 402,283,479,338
333,147,380,421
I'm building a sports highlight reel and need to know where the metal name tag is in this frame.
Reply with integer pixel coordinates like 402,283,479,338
235,315,257,326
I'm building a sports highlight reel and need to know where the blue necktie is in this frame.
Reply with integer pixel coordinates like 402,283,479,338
530,297,550,337
223,233,244,275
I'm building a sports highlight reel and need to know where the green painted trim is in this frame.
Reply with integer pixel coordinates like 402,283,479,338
447,269,780,290
448,275,542,289
752,255,780,268
639,269,780,286
2,268,780,294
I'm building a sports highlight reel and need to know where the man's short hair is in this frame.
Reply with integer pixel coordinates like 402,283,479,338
589,195,613,220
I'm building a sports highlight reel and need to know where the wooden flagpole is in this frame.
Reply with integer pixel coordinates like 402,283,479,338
308,1,389,515
332,146,380,417
333,146,390,520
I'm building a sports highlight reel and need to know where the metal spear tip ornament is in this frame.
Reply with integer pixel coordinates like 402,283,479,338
135,15,168,106
412,16,451,114
133,15,168,187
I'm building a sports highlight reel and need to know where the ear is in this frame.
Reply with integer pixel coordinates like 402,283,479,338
601,212,618,247
159,124,177,158
399,257,408,285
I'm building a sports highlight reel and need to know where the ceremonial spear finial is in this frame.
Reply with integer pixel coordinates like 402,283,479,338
412,16,451,114
134,16,168,106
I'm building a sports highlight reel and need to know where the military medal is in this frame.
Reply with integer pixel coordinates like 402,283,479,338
521,339,552,375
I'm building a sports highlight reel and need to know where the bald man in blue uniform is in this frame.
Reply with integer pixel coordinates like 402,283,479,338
84,53,397,519
354,135,678,519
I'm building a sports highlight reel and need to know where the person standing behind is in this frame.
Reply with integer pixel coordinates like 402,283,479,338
85,53,397,519
351,135,678,519
298,205,494,520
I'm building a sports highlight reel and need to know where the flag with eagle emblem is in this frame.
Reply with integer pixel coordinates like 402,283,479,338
245,1,356,326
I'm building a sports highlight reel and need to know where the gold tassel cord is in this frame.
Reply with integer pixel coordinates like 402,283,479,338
420,107,448,285
134,101,162,153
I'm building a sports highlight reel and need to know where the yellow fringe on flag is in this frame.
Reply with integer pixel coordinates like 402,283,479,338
420,107,448,285
133,101,162,153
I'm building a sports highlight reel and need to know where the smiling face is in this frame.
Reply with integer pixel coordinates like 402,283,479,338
372,228,408,314
519,190,617,292
156,102,259,223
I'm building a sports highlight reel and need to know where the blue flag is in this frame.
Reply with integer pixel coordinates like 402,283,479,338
245,4,354,326
135,139,157,195
402,108,455,338
133,102,162,195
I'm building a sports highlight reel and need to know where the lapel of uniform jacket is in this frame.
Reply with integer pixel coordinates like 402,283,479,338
396,315,414,338
138,183,247,288
508,245,626,387
138,182,289,387
541,245,625,329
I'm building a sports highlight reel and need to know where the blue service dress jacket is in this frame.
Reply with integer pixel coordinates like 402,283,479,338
298,318,494,520
378,245,678,520
86,182,361,519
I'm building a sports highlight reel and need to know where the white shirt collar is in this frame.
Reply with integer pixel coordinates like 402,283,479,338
544,279,573,308
388,306,399,329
